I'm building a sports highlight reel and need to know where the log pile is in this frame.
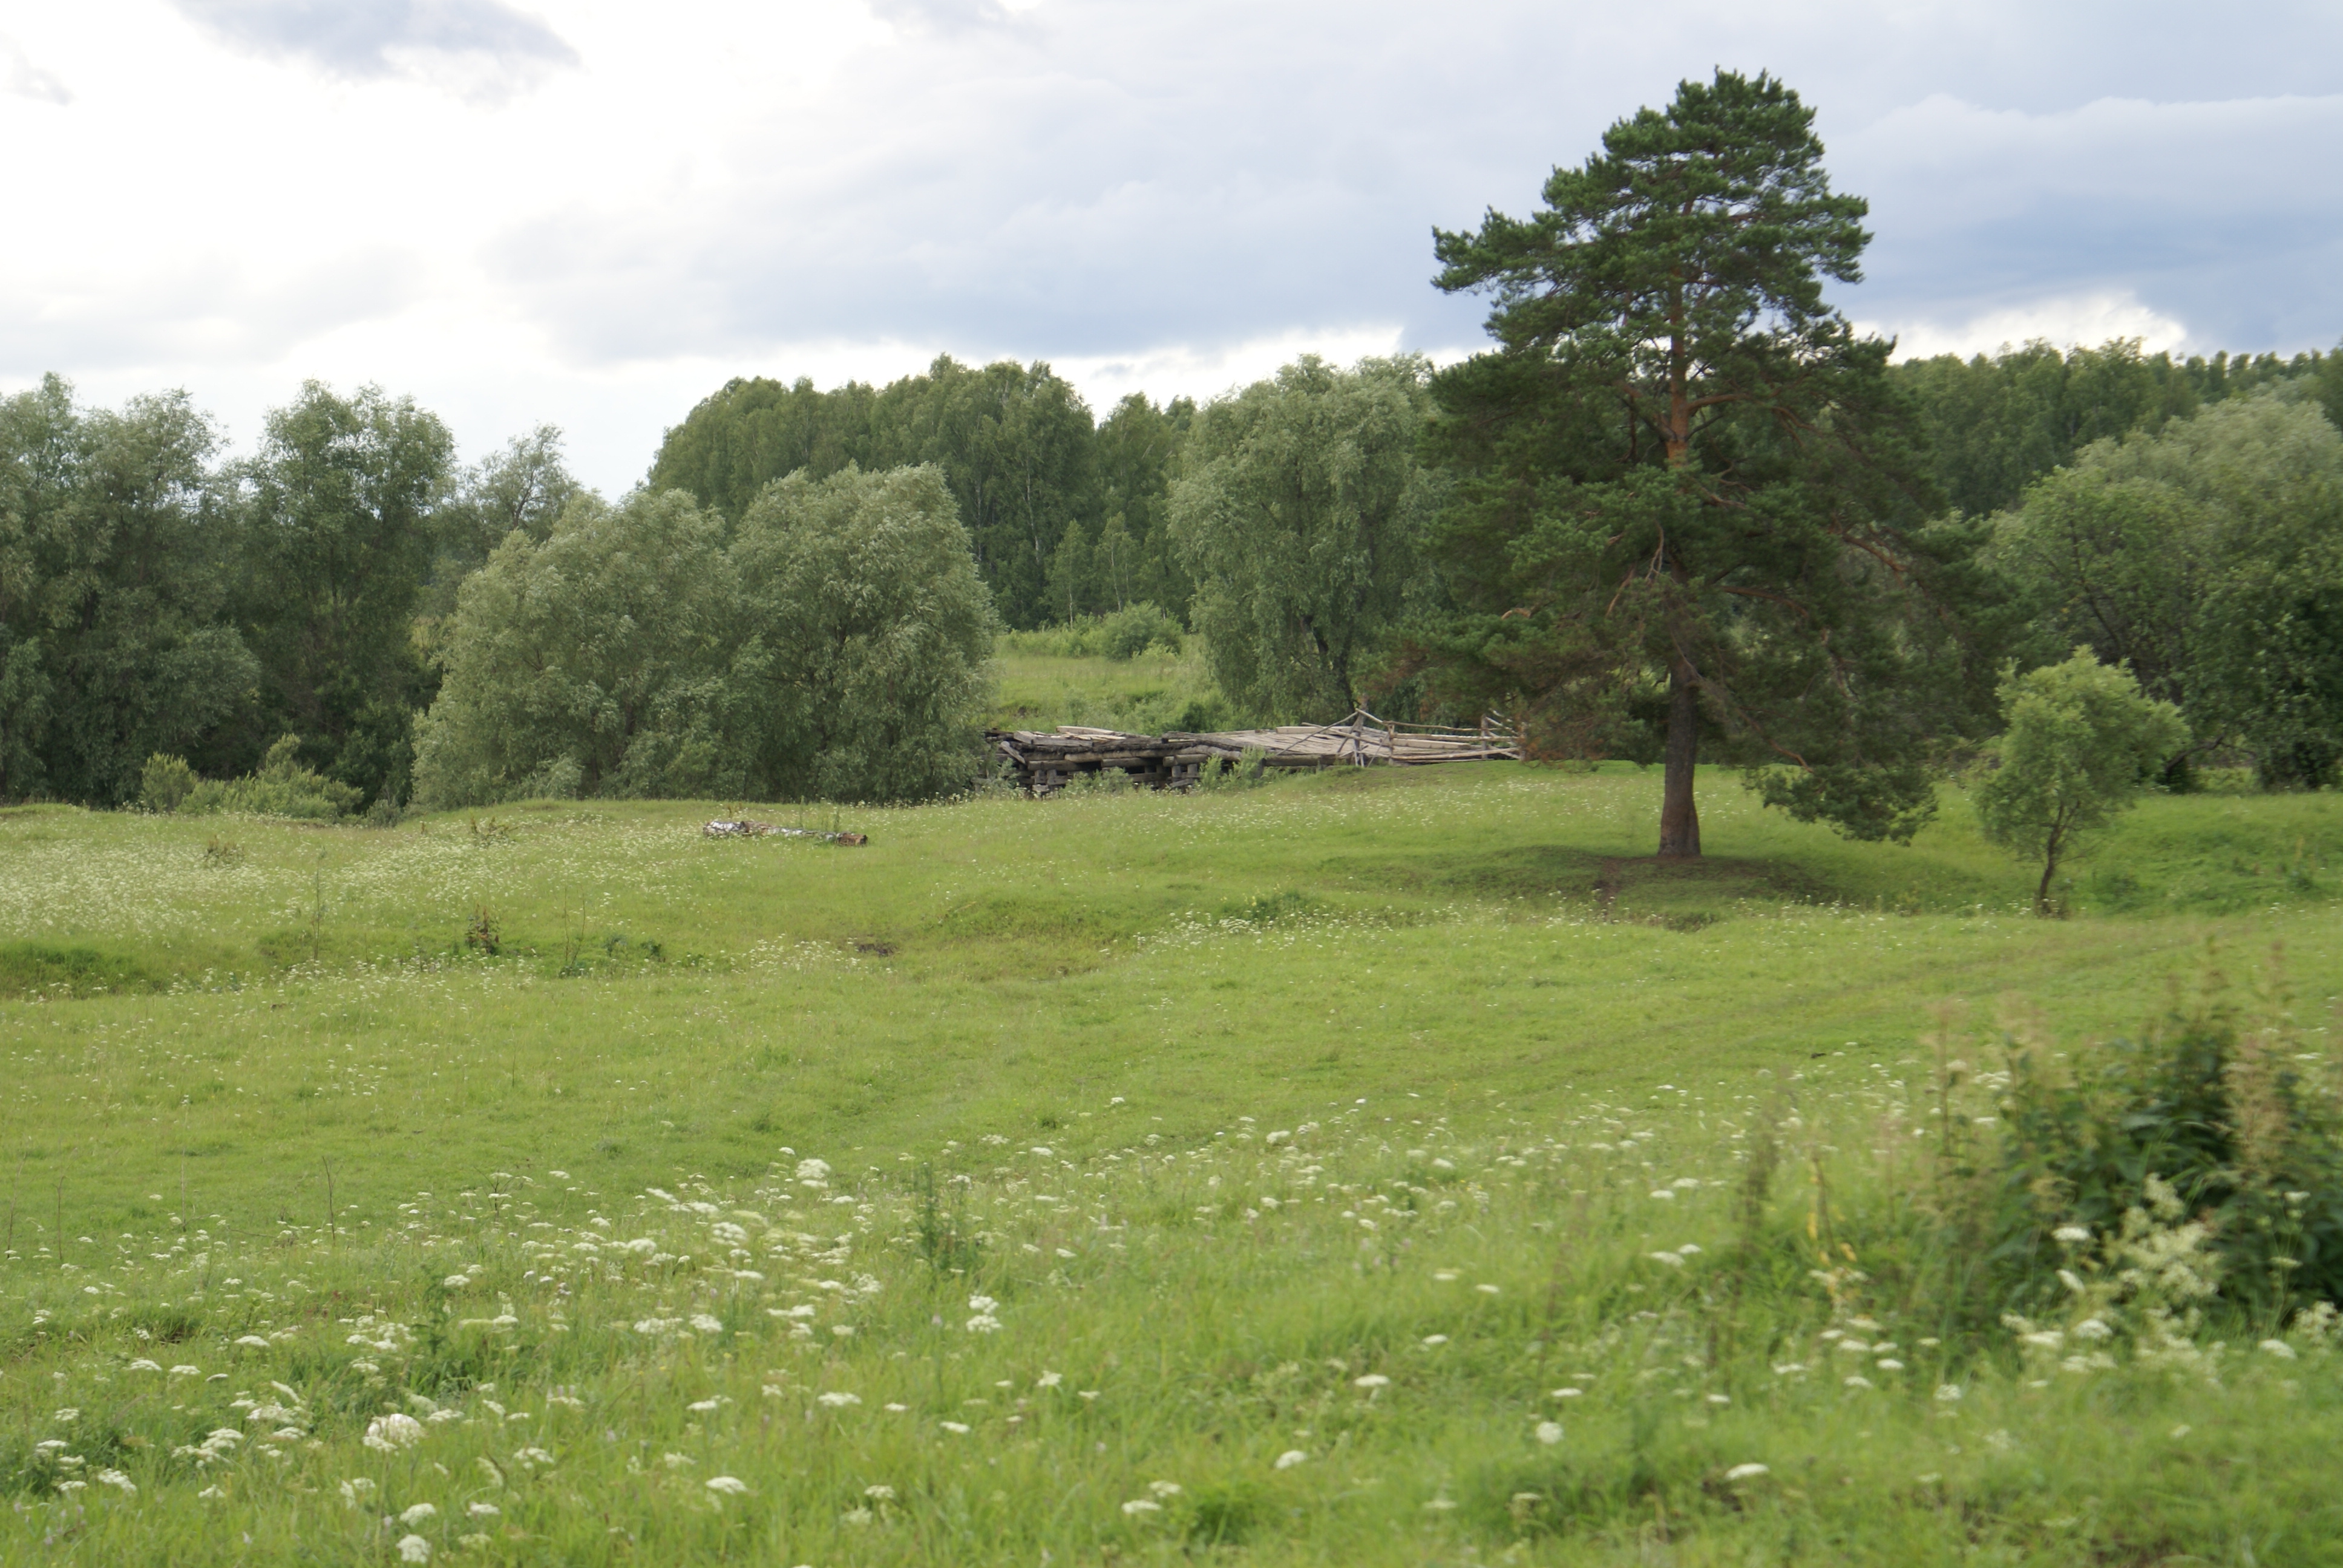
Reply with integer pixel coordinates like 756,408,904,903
987,711,1518,795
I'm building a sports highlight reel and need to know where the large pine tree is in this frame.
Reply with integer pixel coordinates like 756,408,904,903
1426,70,2001,855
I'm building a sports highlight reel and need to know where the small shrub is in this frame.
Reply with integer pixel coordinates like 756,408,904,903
180,737,363,820
1098,601,1183,660
139,753,198,813
465,908,500,956
1930,965,2343,1321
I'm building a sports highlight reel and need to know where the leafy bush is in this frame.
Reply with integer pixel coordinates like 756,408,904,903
1001,603,1184,661
166,737,362,820
1918,967,2343,1325
1098,602,1183,659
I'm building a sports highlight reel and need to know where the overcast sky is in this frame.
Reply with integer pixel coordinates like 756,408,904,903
4,0,2339,493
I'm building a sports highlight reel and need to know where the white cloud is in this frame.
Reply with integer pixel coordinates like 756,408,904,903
1861,292,2190,362
1,31,70,103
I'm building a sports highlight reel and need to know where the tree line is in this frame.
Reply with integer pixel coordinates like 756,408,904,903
3,69,2338,829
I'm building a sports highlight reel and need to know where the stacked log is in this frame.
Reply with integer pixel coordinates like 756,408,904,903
987,713,1518,795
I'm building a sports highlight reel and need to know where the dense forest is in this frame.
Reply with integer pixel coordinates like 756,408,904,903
4,70,2341,818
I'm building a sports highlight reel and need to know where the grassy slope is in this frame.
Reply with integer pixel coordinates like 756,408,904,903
2,763,2341,1563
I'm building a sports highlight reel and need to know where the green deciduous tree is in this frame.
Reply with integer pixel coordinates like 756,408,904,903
732,464,997,802
1093,392,1196,616
232,382,454,805
1427,70,1998,855
1994,388,2343,787
413,489,750,808
0,375,257,805
1168,356,1442,723
1974,650,2189,915
646,359,1110,631
647,376,882,521
415,467,995,808
865,359,1098,630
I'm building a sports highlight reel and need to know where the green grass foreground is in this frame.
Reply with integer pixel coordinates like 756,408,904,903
3,763,2342,1564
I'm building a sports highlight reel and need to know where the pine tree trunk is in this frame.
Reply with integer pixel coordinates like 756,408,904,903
1658,661,1701,858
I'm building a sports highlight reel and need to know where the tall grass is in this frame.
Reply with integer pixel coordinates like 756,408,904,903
6,987,2341,1562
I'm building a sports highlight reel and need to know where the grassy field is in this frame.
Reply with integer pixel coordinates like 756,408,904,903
985,645,1227,734
3,758,2342,1563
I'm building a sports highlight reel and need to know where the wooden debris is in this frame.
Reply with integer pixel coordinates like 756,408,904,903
987,710,1518,795
703,818,868,846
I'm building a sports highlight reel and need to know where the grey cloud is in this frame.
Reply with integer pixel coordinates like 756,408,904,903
173,0,577,85
483,0,2343,379
1839,93,2343,350
2,33,71,103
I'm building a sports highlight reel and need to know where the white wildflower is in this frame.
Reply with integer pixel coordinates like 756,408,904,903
817,1392,861,1408
706,1476,750,1495
1935,1385,1964,1402
467,1502,500,1517
1535,1422,1564,1445
341,1478,378,1507
2073,1318,2113,1341
940,1421,972,1434
1353,1374,1390,1390
689,1314,725,1334
1274,1450,1309,1469
1421,1334,1449,1347
2259,1339,2299,1360
2053,1226,2092,1244
1121,1498,1162,1515
96,1468,136,1494
1148,1481,1181,1497
1843,1375,1873,1390
401,1503,438,1526
1646,1251,1685,1267
127,1359,161,1373
397,1535,432,1563
1037,1371,1063,1388
1724,1463,1770,1482
364,1413,426,1452
441,1276,470,1291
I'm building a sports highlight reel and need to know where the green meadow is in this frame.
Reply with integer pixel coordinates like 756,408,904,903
4,725,2342,1564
